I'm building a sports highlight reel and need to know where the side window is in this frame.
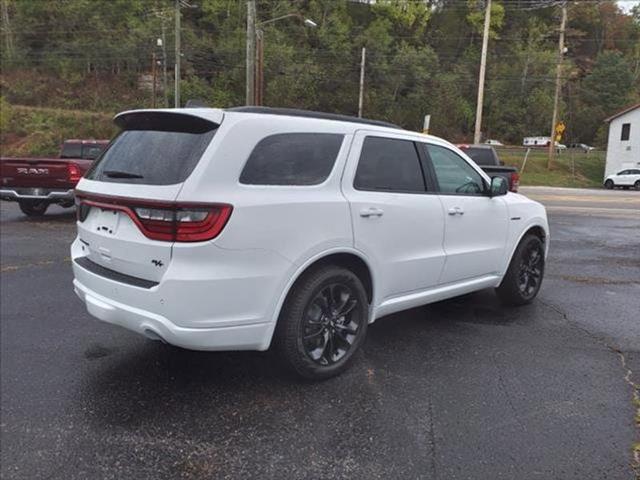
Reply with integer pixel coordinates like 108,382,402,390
240,133,344,186
354,137,425,193
425,144,485,195
621,123,631,141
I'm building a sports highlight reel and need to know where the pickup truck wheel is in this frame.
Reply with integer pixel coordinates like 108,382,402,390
496,234,545,306
604,179,614,189
18,200,49,217
274,265,368,380
634,181,640,191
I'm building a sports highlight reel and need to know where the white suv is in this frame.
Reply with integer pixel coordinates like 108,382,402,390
72,107,549,379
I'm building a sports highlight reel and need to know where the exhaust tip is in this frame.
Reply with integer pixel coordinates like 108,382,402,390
142,328,166,343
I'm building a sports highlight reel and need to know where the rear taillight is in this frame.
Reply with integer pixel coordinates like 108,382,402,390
510,172,520,193
74,192,232,243
67,164,82,183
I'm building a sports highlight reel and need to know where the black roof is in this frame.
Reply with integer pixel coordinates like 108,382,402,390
226,106,402,130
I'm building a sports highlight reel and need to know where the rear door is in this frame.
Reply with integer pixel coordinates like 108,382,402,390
421,143,509,284
75,111,220,282
342,131,446,302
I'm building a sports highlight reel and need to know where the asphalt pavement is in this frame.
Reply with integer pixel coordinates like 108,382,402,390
1,187,639,479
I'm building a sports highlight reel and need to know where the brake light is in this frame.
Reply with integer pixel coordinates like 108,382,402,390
74,192,232,242
510,172,520,193
67,163,82,183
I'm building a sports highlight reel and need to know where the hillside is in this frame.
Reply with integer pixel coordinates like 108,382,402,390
1,103,116,157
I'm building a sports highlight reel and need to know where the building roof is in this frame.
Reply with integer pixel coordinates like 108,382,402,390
603,103,640,123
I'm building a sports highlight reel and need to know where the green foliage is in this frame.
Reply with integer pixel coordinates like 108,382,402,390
1,106,115,157
1,0,639,147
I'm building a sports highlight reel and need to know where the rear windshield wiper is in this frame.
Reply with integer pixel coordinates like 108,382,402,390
103,170,144,179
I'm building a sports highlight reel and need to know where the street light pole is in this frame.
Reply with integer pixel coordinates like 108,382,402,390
247,10,317,106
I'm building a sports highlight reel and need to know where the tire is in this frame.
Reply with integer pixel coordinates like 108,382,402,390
635,181,640,191
274,265,369,380
18,200,49,217
496,234,545,306
604,179,614,189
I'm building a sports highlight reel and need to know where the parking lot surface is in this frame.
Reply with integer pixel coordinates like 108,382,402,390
1,187,639,479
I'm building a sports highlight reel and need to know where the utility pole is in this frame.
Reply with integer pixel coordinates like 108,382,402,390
246,0,256,106
255,29,264,105
358,47,366,118
174,0,181,108
473,0,491,145
1,0,14,62
152,52,157,108
161,21,168,107
547,2,567,169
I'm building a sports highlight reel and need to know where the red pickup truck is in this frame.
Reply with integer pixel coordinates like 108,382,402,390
0,139,109,216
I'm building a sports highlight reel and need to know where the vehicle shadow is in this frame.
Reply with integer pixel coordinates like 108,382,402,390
79,288,530,435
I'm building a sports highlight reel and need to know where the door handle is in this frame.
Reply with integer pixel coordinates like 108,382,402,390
448,207,464,216
360,207,384,218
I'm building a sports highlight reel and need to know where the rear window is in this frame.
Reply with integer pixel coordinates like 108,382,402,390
81,145,105,160
60,142,82,159
86,113,217,185
462,147,496,165
239,133,344,186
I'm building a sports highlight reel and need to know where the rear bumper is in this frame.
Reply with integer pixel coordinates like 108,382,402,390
71,237,290,351
0,188,74,201
73,278,271,350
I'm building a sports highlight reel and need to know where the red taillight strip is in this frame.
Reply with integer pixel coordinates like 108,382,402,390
74,190,232,243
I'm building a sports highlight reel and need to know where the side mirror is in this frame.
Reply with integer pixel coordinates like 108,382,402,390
489,176,508,197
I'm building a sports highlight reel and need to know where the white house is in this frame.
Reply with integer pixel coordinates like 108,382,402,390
604,103,640,178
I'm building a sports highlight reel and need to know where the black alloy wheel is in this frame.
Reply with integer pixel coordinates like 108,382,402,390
496,234,545,306
517,242,543,299
274,265,368,379
301,283,363,366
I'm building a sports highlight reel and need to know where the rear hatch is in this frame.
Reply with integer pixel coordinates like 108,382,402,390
75,110,225,283
1,158,74,189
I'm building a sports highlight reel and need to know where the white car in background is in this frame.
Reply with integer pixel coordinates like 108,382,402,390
604,169,640,190
484,139,503,146
71,107,549,379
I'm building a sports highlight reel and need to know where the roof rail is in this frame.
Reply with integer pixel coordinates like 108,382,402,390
226,106,402,130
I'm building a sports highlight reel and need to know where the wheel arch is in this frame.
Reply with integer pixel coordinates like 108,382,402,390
262,249,375,350
504,223,549,264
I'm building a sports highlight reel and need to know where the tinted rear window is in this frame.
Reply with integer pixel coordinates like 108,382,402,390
239,133,343,186
86,114,217,185
60,142,82,159
463,147,495,165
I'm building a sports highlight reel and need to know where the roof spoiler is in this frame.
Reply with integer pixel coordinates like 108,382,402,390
114,110,220,133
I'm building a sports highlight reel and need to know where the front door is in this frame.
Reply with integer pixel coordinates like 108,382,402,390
420,143,509,284
342,131,446,302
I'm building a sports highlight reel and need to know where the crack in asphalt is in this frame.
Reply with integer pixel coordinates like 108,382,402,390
538,298,640,475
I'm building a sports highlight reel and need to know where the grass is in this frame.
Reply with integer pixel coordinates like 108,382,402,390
1,103,116,157
497,147,606,189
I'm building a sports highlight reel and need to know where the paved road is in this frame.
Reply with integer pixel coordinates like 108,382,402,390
1,189,638,479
